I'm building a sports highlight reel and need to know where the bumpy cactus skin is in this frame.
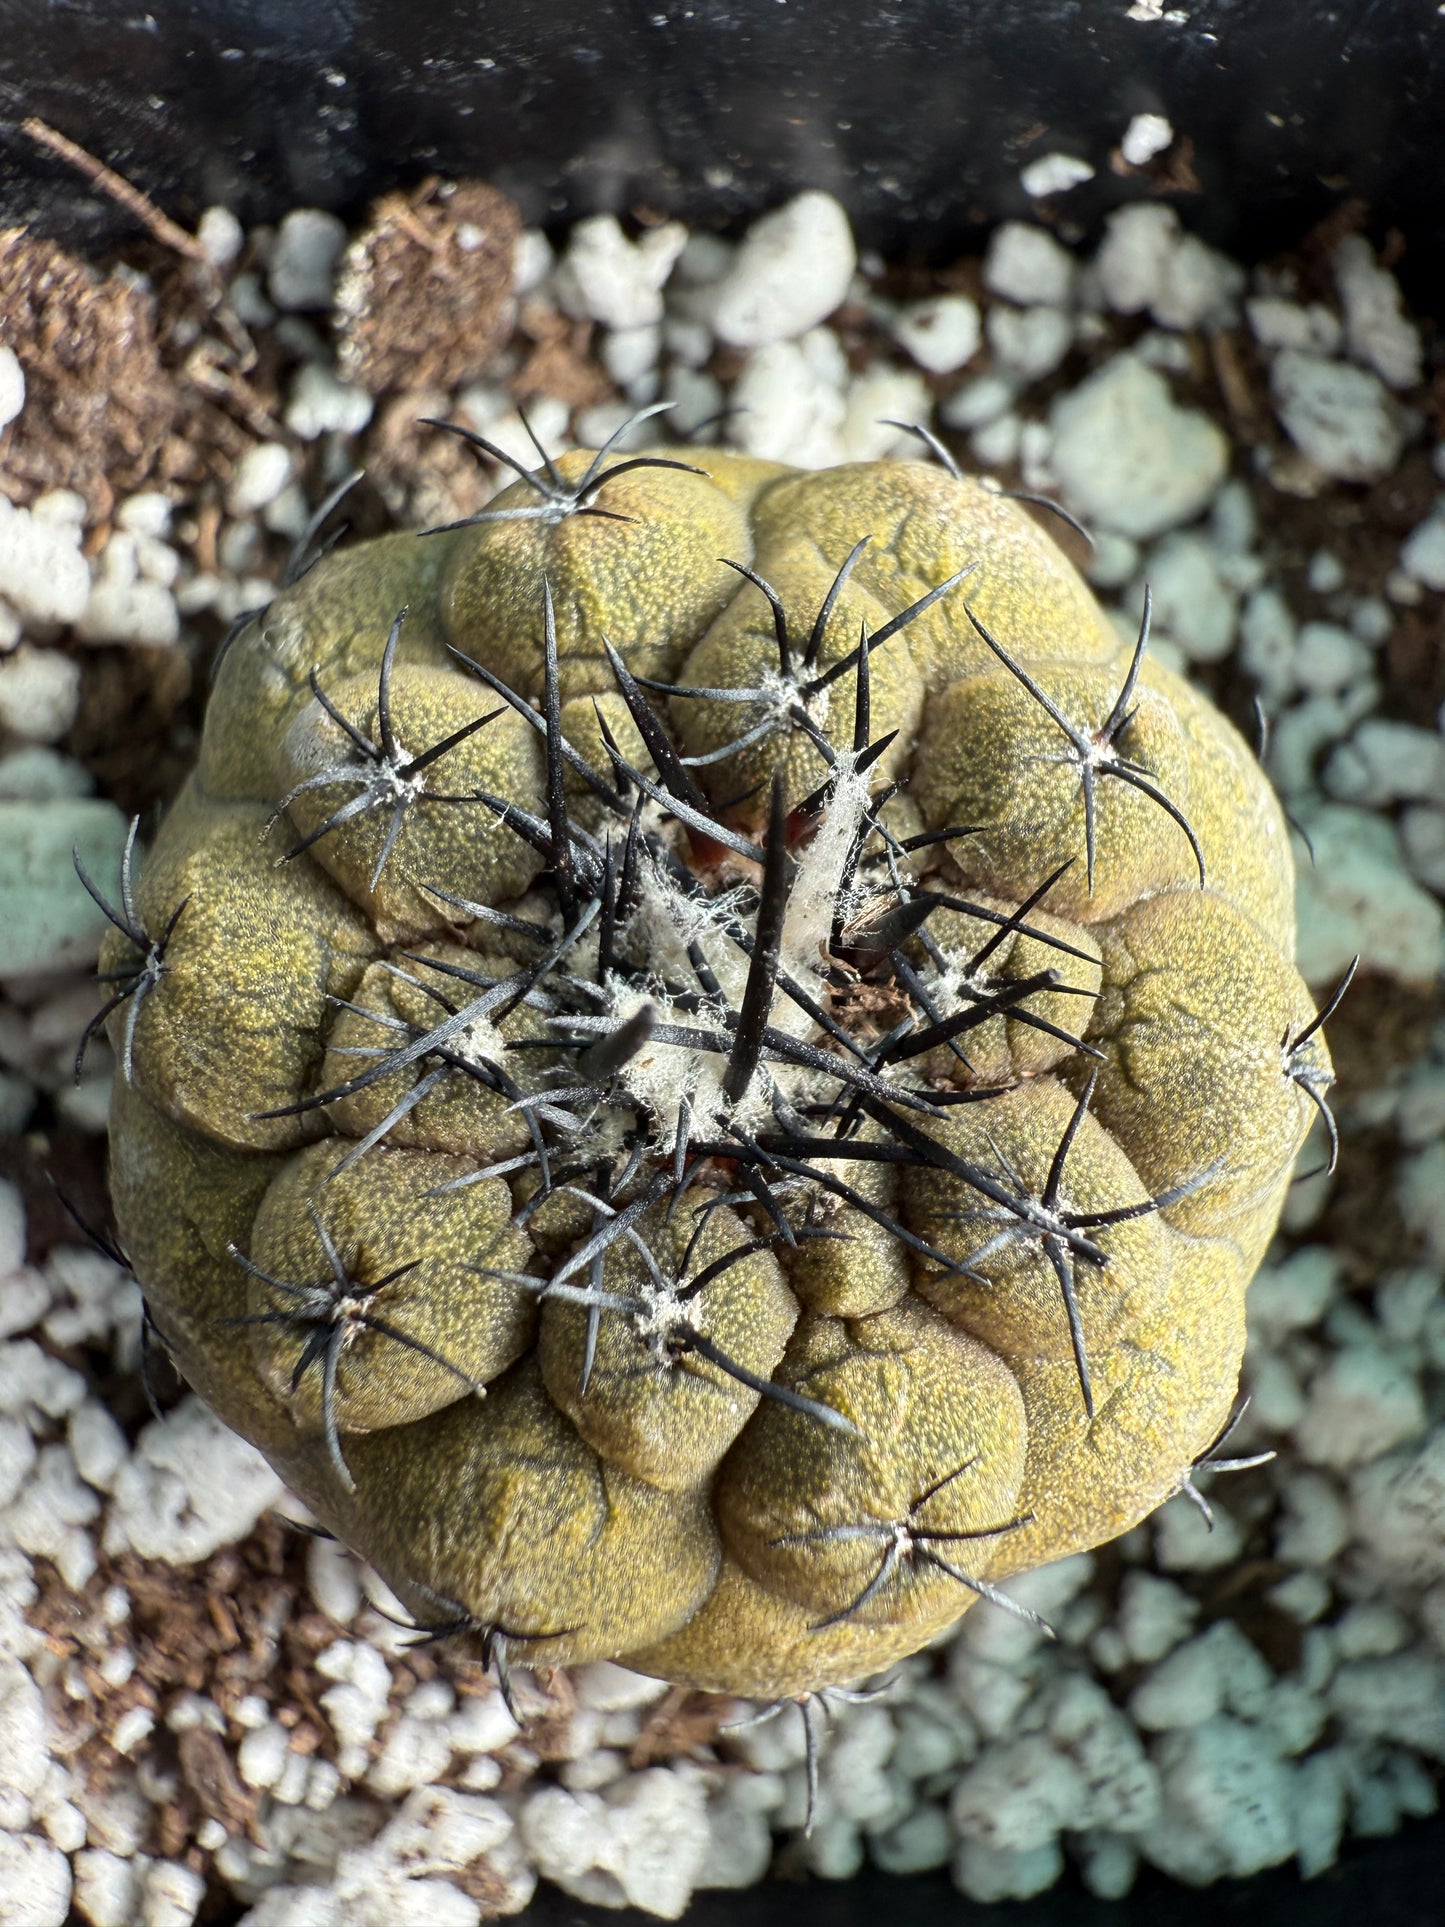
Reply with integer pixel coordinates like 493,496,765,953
103,445,1334,1705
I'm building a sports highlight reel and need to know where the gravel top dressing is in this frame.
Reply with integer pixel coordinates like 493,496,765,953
0,132,1442,1926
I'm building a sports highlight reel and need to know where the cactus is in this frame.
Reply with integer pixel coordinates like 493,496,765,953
97,417,1339,1709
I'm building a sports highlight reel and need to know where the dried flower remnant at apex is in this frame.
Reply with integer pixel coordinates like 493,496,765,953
98,417,1334,1704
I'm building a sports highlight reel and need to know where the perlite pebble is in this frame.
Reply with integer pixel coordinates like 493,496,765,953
1399,805,1445,894
1398,504,1445,589
68,1402,127,1491
949,1736,1084,1853
1294,1344,1426,1470
103,1397,284,1562
840,369,931,462
140,1859,206,1927
1142,1718,1295,1882
729,331,847,467
1141,532,1237,661
707,192,856,349
601,324,662,395
1120,112,1174,167
983,223,1077,307
554,215,688,331
1330,1656,1445,1759
1092,203,1180,315
1048,354,1228,539
889,295,981,375
952,1836,1063,1903
269,209,348,312
520,1771,710,1918
1306,547,1347,593
197,205,245,271
1246,296,1344,356
0,797,129,979
0,501,90,629
1333,237,1423,390
0,1831,71,1927
1152,1492,1245,1572
1271,351,1406,482
1275,1469,1350,1566
1020,152,1094,198
1294,619,1374,696
1293,804,1445,988
227,442,295,516
0,346,24,428
985,305,1073,381
1350,1428,1445,1586
1116,1570,1199,1664
1324,718,1445,806
285,365,374,441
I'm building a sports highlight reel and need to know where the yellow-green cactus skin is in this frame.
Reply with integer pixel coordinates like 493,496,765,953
97,431,1338,1708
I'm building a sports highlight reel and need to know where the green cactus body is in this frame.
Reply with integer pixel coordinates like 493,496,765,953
102,439,1334,1705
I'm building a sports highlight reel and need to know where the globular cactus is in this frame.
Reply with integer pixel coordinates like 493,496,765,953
95,414,1340,1710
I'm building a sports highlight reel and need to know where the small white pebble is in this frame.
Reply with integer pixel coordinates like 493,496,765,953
555,214,688,331
1250,297,1332,354
269,208,347,312
1116,1571,1199,1664
1399,504,1445,589
197,205,244,271
1268,1570,1333,1623
940,372,1016,431
227,442,294,516
141,1859,205,1927
1335,1601,1411,1660
0,499,91,629
1120,112,1174,166
1153,1492,1245,1570
1333,235,1423,389
0,647,82,745
1048,354,1228,540
238,1722,290,1790
953,1836,1064,1902
729,332,847,468
1092,203,1180,315
1142,531,1237,662
307,1534,362,1624
707,192,856,349
1275,1468,1350,1564
0,346,26,428
1307,547,1348,593
512,227,553,295
601,323,662,393
112,1705,156,1755
986,305,1073,381
1272,350,1405,482
1294,620,1374,695
1295,1344,1426,1469
890,295,981,375
0,1832,72,1927
1325,717,1445,805
1019,152,1094,198
284,364,374,441
68,1402,127,1490
76,577,180,649
984,223,1077,307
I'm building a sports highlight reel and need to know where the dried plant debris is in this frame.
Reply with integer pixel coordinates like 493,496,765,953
334,178,522,397
0,227,185,520
1,142,1443,1927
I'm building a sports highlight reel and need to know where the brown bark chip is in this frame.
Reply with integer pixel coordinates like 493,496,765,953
335,178,522,397
0,227,184,518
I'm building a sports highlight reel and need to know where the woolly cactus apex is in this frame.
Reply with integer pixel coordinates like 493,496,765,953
97,418,1340,1714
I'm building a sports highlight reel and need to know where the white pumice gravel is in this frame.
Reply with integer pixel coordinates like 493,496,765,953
704,191,856,348
2,174,1442,1923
